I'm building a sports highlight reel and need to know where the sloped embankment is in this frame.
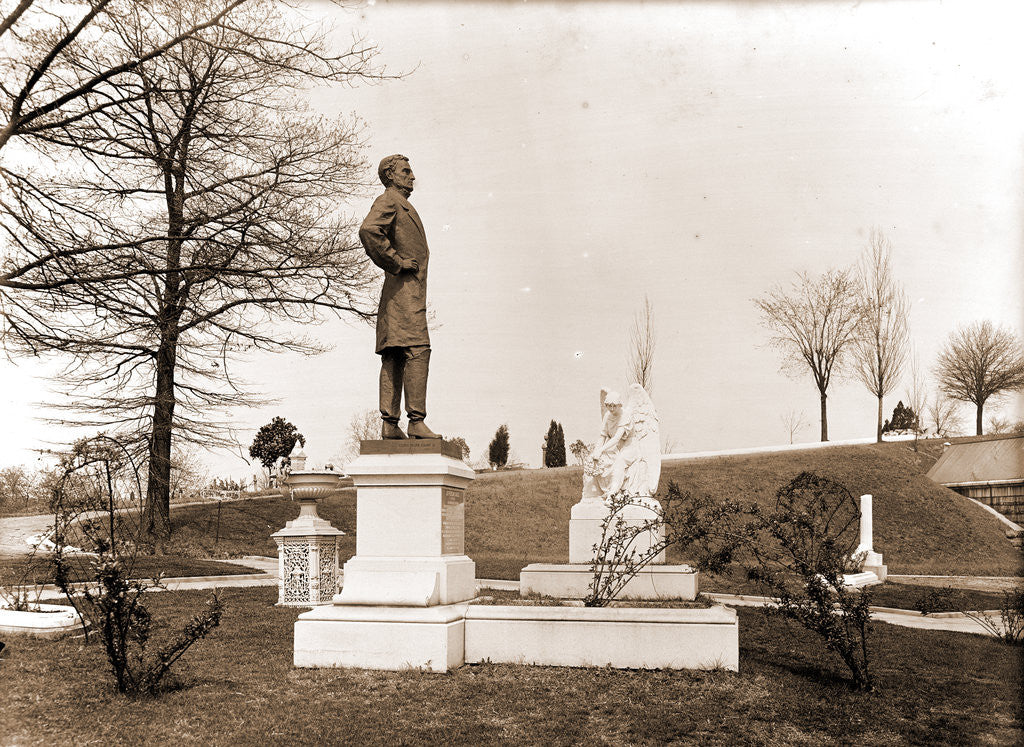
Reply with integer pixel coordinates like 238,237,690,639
464,442,1023,580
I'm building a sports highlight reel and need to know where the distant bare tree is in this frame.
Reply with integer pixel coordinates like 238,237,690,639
781,408,809,444
985,414,1013,435
853,229,909,442
168,447,209,502
0,465,47,512
755,270,864,441
628,294,655,393
926,392,962,438
569,439,593,467
905,349,927,450
344,409,381,461
0,1,384,543
661,433,682,455
935,321,1024,436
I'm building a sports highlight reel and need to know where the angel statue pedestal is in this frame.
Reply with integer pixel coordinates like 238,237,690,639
521,385,699,601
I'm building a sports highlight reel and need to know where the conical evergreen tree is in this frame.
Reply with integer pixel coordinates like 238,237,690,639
883,400,918,432
488,424,510,469
544,420,567,467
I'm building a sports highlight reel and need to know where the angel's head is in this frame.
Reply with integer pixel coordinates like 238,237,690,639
603,390,623,411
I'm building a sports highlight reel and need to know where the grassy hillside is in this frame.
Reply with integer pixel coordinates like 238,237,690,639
163,440,1022,581
166,493,358,561
465,440,1022,579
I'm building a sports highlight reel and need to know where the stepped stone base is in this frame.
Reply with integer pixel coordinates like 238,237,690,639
295,603,469,672
520,563,699,601
464,604,738,670
295,600,738,672
862,564,888,582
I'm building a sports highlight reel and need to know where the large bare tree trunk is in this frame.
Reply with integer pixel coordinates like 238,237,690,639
143,334,178,546
976,403,984,436
820,391,828,441
876,395,883,443
143,180,184,547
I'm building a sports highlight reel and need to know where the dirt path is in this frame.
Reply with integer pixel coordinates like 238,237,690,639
0,513,54,555
888,574,1023,593
0,498,253,557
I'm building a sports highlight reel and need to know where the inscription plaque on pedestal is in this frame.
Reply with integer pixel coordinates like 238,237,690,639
441,488,465,555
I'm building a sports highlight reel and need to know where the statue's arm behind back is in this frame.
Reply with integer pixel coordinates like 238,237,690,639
359,195,404,275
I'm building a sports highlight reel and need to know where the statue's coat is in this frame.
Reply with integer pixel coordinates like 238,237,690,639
359,185,430,353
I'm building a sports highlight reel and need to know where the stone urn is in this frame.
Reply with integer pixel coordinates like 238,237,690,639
283,469,343,522
271,450,345,606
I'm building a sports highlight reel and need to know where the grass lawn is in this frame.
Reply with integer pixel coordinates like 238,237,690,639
0,586,1020,745
701,572,1012,613
0,554,260,585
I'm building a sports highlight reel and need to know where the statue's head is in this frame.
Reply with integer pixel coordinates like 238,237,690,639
378,154,414,194
603,390,623,411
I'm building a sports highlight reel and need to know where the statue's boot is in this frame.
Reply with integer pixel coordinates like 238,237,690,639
403,346,440,439
381,421,407,439
407,420,442,439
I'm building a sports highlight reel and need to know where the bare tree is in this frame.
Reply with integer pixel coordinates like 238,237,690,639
343,409,380,461
935,320,1024,436
627,294,655,393
926,392,962,438
853,229,909,442
755,269,864,441
780,408,809,444
661,433,682,455
905,348,926,450
0,0,249,156
169,446,209,502
0,1,385,543
985,414,1016,435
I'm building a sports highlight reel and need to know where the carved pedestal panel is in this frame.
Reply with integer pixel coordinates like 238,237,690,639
275,536,341,606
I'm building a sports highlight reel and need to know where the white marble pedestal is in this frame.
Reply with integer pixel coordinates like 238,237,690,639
294,440,476,672
521,498,700,601
293,443,738,672
568,499,666,564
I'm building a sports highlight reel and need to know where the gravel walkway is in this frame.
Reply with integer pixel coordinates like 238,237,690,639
887,575,1023,593
0,513,53,556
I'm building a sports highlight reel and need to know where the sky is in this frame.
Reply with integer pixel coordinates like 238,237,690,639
2,0,1023,479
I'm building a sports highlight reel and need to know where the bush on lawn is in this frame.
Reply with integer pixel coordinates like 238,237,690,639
583,471,876,690
49,436,224,695
915,586,1024,644
740,472,874,690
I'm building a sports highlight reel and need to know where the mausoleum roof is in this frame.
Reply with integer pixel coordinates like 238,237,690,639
926,435,1024,486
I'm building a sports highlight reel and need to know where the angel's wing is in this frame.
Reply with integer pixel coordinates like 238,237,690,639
599,387,609,416
626,384,661,495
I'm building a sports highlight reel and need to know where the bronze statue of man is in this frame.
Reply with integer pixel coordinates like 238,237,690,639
359,154,441,440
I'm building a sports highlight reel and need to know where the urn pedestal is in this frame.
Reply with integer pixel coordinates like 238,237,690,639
271,470,345,607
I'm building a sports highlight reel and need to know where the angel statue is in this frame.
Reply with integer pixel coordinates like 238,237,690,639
581,384,661,505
